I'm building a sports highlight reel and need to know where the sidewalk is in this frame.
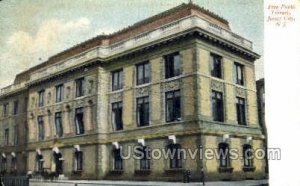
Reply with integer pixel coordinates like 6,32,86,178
30,179,268,186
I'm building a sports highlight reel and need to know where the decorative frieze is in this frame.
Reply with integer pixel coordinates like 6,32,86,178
211,80,224,92
161,80,181,92
236,87,246,98
110,92,123,103
135,86,150,97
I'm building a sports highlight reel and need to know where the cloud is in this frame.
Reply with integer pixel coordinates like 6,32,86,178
0,17,91,88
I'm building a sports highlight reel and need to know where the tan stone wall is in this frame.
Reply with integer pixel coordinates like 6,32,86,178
27,69,98,143
196,42,259,127
202,134,266,181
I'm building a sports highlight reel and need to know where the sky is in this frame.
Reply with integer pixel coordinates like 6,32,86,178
0,0,263,89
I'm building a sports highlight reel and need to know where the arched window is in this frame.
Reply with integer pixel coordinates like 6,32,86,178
243,144,253,167
218,143,230,167
167,144,182,169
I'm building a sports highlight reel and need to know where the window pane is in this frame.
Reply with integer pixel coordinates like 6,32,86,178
166,99,173,122
75,108,84,135
137,65,144,84
165,52,180,79
112,102,123,130
236,97,246,125
174,54,181,76
144,63,150,83
212,91,224,122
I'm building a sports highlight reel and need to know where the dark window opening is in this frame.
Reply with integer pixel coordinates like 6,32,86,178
210,53,222,78
4,129,9,145
236,97,247,125
13,101,18,115
75,78,85,97
56,84,64,102
136,62,150,85
113,149,123,170
14,125,18,145
235,63,244,85
53,152,63,174
55,112,64,137
243,144,253,167
212,90,224,122
112,70,123,91
74,151,83,171
11,157,17,172
112,102,123,131
75,108,84,135
38,90,45,107
1,157,7,173
36,154,44,172
37,116,45,140
164,52,181,79
166,90,181,122
137,97,149,127
219,143,230,167
140,146,150,170
168,144,182,169
3,103,8,117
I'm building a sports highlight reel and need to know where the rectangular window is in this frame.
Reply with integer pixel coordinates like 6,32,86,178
236,97,247,125
37,116,45,140
139,146,150,170
212,90,224,122
136,96,149,127
36,155,44,172
210,53,222,78
4,128,9,145
56,84,64,102
112,102,123,131
168,144,182,169
1,158,7,173
13,101,18,115
243,144,253,167
164,52,181,79
14,125,18,145
136,62,150,85
55,112,64,137
11,157,17,171
75,108,85,135
112,69,123,91
234,63,244,85
75,151,83,171
113,149,123,170
166,90,181,122
219,143,230,167
75,78,85,97
38,90,45,107
3,103,8,117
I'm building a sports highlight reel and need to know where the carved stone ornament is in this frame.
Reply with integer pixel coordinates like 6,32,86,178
110,92,123,102
136,86,150,97
162,80,180,92
211,80,224,92
236,87,246,98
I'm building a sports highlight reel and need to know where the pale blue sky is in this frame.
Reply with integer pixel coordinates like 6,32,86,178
0,0,263,88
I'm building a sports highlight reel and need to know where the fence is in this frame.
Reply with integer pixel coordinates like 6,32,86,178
0,176,29,186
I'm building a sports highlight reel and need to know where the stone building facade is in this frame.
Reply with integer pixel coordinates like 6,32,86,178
0,85,28,175
0,3,266,181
